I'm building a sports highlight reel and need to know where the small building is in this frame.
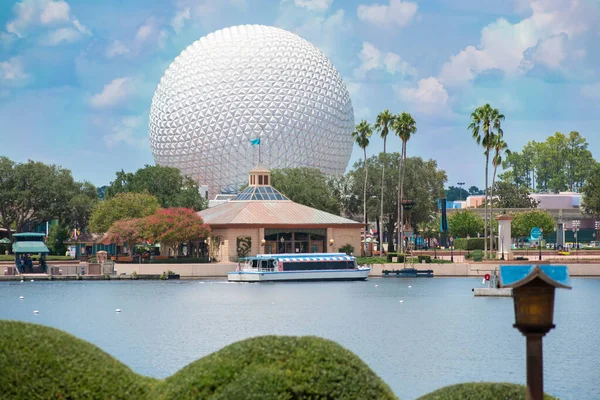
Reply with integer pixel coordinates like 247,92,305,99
198,166,362,261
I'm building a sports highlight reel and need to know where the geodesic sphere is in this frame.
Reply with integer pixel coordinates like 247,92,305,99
149,24,354,197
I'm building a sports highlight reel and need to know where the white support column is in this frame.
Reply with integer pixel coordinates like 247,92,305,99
496,214,514,261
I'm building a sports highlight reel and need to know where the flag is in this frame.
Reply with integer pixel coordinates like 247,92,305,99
249,138,261,146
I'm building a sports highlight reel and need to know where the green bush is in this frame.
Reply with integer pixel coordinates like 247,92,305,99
147,257,210,264
416,382,557,399
131,271,139,280
418,255,432,263
431,259,454,264
386,252,405,263
0,321,397,400
338,244,355,255
0,321,155,400
0,255,73,261
454,238,485,250
154,335,397,400
356,256,387,265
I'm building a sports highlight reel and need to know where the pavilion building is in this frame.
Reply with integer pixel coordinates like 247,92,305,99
198,166,362,262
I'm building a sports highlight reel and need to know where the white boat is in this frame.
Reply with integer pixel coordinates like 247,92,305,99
228,253,370,282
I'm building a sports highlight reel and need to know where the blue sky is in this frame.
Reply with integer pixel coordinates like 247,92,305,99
1,0,599,190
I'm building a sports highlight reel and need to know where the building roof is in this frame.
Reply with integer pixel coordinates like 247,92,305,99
13,241,50,254
64,232,108,244
232,185,289,201
199,199,360,227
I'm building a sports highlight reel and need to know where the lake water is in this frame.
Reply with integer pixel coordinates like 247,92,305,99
1,278,599,400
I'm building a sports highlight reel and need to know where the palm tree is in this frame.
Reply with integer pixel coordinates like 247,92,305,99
374,110,395,254
468,104,504,259
392,112,417,255
352,120,372,256
489,137,510,253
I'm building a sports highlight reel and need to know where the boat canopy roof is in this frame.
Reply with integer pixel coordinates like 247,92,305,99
242,253,355,262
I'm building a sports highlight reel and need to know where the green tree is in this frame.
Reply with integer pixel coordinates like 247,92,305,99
468,186,484,195
493,181,539,209
46,224,70,256
88,192,161,233
352,120,372,255
582,163,600,217
468,103,505,258
448,209,484,238
374,110,395,249
445,186,469,202
393,112,417,254
106,218,143,256
327,174,359,219
0,157,82,240
106,165,207,211
512,210,555,242
270,168,340,214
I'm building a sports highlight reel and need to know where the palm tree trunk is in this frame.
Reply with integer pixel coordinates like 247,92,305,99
397,150,402,255
363,148,368,257
380,138,386,256
490,166,497,257
484,150,489,259
400,141,407,255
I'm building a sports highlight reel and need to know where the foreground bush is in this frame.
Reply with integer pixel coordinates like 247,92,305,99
0,320,155,399
417,382,558,400
0,321,396,400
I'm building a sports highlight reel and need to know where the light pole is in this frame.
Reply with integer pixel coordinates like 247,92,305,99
501,234,505,261
572,220,580,252
280,236,285,253
457,182,465,200
499,265,571,400
449,236,454,262
538,228,543,261
466,235,471,258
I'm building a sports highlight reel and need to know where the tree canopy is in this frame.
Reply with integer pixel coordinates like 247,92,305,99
582,163,600,217
0,157,96,239
448,210,484,238
512,210,555,239
106,165,207,211
501,131,596,193
492,181,539,209
89,192,161,233
270,168,341,215
445,186,470,201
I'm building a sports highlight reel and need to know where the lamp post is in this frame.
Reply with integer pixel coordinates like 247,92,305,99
466,235,471,258
457,182,465,200
501,234,505,261
499,265,571,400
280,236,285,253
538,228,543,261
449,236,454,262
572,220,580,252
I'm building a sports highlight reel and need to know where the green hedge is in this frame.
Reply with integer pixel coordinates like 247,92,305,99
145,257,210,264
453,238,485,250
0,255,73,261
356,256,387,265
416,382,557,399
418,255,432,263
0,321,396,400
386,252,405,263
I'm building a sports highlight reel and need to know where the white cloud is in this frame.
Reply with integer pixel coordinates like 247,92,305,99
171,7,191,33
530,34,566,68
40,0,70,24
397,77,449,114
89,77,134,108
104,115,147,149
292,0,333,11
135,22,154,43
106,40,130,58
1,57,28,82
4,0,90,44
353,41,416,79
438,0,595,87
581,82,600,99
357,0,417,28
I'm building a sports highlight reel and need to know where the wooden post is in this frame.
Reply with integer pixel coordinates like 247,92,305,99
526,335,544,400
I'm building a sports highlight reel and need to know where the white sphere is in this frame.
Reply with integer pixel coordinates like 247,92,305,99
149,25,354,196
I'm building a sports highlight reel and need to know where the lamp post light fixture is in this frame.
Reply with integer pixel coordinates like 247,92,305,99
501,234,505,261
538,228,543,261
499,266,571,400
466,235,471,258
261,239,266,247
329,239,335,247
572,220,580,251
457,182,465,201
449,236,454,262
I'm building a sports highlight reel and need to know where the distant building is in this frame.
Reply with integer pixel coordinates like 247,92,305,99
198,166,362,262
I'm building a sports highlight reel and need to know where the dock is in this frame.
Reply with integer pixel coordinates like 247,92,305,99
473,288,513,297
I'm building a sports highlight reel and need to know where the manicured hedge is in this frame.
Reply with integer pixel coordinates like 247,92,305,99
154,335,397,400
0,320,155,400
0,255,73,261
418,255,432,263
356,256,387,264
453,238,485,250
416,382,557,399
386,252,405,263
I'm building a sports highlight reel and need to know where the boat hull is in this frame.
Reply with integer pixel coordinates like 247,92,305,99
228,268,370,282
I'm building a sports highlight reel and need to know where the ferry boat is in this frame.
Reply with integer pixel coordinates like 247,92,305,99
228,253,370,282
